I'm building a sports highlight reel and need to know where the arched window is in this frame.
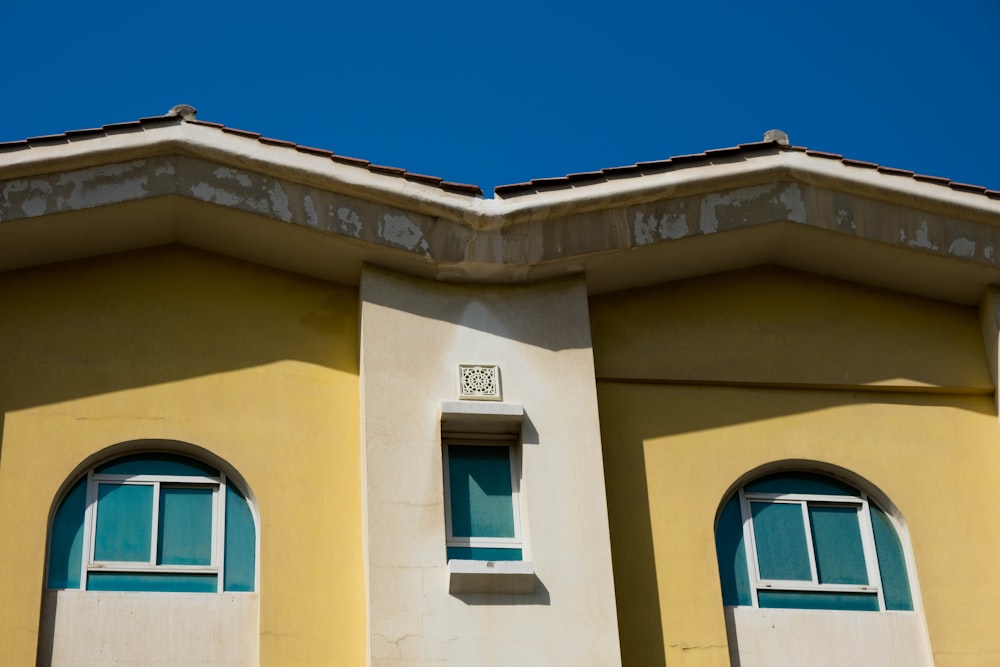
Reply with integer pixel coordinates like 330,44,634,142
47,452,256,593
715,471,913,612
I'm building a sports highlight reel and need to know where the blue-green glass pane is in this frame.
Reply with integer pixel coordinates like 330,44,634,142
87,572,217,593
751,502,811,581
870,504,913,610
157,487,213,566
715,494,751,606
448,445,515,539
809,505,868,585
745,472,856,496
224,482,256,592
757,590,879,612
47,478,87,589
96,454,216,478
446,546,523,561
94,484,153,562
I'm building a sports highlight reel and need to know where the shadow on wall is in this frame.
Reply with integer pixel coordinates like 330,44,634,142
0,244,359,418
361,267,594,353
452,576,551,607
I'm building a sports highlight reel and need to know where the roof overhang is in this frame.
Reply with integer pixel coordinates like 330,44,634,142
2,119,999,304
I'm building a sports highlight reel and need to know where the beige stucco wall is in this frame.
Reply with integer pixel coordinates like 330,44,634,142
0,246,365,665
359,267,622,666
591,267,1000,666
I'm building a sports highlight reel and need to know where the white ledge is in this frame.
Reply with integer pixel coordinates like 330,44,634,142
448,559,536,595
440,401,524,434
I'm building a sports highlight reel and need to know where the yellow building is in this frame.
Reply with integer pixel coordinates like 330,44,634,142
1,107,998,665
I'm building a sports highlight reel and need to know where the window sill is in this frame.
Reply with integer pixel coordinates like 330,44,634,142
448,559,535,595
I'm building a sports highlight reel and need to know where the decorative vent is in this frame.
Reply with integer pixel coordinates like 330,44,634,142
458,364,501,401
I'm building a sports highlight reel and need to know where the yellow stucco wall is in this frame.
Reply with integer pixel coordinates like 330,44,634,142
0,246,365,665
591,267,1000,666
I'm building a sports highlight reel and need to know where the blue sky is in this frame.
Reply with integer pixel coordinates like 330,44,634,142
3,0,998,195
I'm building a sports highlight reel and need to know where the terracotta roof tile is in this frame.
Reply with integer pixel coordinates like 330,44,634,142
295,145,334,158
949,182,988,194
258,136,297,148
0,139,29,151
877,166,915,177
403,173,444,186
222,127,261,139
841,158,879,169
187,120,224,129
368,164,407,177
101,121,143,132
703,146,743,158
25,133,69,145
439,181,483,196
634,159,673,169
600,166,637,176
64,128,108,139
805,149,843,160
913,174,951,185
331,155,370,168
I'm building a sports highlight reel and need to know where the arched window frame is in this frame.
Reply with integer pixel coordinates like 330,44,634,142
47,448,257,594
716,469,915,613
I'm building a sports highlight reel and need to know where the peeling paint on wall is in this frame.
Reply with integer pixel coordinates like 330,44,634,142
269,183,292,222
949,237,976,258
304,196,318,227
380,213,429,254
336,207,362,238
909,221,938,250
778,183,807,223
56,161,149,210
213,167,252,187
633,210,689,245
190,182,242,207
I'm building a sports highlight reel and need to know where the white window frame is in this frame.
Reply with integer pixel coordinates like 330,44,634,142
442,435,522,555
739,488,886,611
82,470,227,592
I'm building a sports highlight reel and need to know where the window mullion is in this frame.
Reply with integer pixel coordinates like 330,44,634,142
738,490,760,608
858,495,886,611
82,471,97,588
216,474,226,592
801,501,819,585
149,481,160,565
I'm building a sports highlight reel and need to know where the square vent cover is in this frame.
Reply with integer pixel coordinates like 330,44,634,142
458,364,501,401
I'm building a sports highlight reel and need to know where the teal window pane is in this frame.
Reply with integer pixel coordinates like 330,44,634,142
758,590,879,612
94,484,153,562
224,482,256,592
47,478,87,589
87,572,218,593
751,502,811,581
745,472,856,496
448,445,515,539
447,546,523,561
157,487,213,566
870,504,913,610
809,505,868,585
715,494,751,606
96,453,217,477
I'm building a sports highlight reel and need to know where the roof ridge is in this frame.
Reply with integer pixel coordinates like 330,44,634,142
1,111,997,202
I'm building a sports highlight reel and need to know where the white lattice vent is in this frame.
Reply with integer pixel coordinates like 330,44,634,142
458,364,501,401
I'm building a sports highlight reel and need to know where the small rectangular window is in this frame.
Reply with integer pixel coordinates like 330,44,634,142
443,439,522,561
87,471,223,582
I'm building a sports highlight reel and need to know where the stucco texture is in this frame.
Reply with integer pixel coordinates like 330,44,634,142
0,246,364,665
592,267,1000,666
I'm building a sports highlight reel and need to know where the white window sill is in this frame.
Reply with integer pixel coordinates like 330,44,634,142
448,559,536,595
